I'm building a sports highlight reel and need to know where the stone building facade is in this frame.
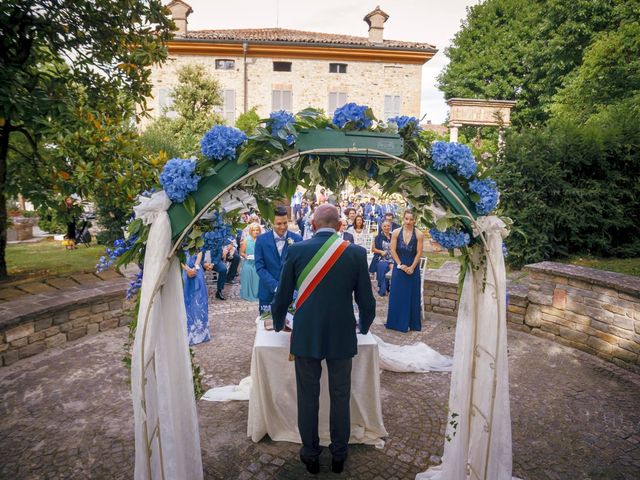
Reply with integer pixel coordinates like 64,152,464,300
146,2,436,127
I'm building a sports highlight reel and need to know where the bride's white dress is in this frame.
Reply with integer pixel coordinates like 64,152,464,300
372,334,453,373
202,334,452,402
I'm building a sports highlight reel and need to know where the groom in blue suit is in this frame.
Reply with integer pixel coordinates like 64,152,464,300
272,204,376,475
254,206,303,314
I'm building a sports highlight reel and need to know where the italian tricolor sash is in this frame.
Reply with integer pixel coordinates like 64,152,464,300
295,233,349,309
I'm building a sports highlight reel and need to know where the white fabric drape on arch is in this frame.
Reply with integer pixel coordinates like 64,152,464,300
416,216,514,480
132,192,203,480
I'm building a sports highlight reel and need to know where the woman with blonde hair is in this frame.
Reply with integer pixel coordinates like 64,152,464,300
239,222,261,301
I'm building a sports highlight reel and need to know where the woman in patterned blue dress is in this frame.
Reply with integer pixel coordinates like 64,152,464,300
182,251,210,345
385,210,424,332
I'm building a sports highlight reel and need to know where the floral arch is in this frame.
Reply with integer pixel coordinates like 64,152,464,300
123,105,513,480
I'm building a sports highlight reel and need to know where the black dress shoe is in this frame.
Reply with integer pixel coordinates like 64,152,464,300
302,458,320,474
215,290,226,300
331,459,345,473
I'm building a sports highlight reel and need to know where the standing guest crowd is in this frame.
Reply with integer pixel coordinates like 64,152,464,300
183,188,424,346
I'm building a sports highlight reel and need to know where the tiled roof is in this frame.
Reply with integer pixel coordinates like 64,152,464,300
182,28,436,51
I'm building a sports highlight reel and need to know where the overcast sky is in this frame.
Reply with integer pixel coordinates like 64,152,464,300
183,0,479,123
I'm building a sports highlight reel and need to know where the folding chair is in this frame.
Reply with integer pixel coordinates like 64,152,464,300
419,257,428,322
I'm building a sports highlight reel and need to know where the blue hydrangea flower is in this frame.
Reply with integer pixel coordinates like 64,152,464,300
202,210,233,258
126,269,143,299
95,235,139,273
431,141,477,179
429,227,471,250
159,158,200,204
388,116,422,134
332,103,373,130
502,242,508,258
200,125,247,162
469,178,499,215
139,187,156,198
269,110,297,146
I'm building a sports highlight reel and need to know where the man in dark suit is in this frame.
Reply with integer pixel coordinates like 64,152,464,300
254,206,303,314
364,197,383,226
339,218,355,244
272,204,376,475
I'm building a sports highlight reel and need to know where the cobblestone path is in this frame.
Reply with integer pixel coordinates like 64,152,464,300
1,285,639,479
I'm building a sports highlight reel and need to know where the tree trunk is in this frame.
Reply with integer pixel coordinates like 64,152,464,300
0,119,10,278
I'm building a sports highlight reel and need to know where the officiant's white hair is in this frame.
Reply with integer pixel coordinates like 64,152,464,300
314,204,341,228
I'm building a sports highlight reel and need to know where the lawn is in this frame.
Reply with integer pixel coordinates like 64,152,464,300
561,256,640,277
6,238,105,280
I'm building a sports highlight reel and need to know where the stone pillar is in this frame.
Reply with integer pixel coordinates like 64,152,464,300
449,125,459,143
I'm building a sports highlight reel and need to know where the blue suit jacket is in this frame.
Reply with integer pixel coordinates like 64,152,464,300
254,230,303,304
272,231,376,360
341,231,355,244
364,203,383,222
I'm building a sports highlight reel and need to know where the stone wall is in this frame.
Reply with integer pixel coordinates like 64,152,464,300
0,279,130,367
422,261,640,373
422,262,460,320
515,262,640,373
146,54,422,127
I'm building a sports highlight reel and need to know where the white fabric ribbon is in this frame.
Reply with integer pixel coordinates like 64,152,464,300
417,214,514,480
134,191,172,226
131,190,203,480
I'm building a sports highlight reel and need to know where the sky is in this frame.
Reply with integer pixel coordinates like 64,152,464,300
184,0,479,124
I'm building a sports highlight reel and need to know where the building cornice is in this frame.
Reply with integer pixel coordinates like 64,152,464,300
166,39,435,65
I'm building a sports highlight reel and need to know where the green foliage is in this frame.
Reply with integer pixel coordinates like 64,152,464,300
140,63,225,158
439,0,629,126
495,110,640,268
551,21,640,123
235,107,261,134
0,0,174,277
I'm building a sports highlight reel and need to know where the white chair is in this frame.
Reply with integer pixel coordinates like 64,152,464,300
419,257,428,322
364,219,372,233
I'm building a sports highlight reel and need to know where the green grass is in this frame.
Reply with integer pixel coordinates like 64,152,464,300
6,238,105,280
561,256,640,277
424,251,462,270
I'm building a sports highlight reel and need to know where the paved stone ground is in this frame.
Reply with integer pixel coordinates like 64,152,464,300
1,284,639,479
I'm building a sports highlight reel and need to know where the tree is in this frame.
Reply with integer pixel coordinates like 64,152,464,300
0,0,174,277
551,21,640,123
438,0,625,127
141,63,224,158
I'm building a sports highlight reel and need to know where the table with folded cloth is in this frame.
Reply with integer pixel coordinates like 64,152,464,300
247,318,388,448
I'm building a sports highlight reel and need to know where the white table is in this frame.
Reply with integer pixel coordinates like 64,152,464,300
247,319,388,447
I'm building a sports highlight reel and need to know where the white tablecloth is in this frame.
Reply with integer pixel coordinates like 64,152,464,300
247,319,388,447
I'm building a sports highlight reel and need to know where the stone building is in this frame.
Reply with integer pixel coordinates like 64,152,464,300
147,1,436,126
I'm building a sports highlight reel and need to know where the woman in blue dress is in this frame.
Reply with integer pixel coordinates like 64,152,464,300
369,220,395,296
239,222,261,301
385,210,424,332
182,251,210,345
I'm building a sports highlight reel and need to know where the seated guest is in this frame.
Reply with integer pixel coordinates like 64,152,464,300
344,207,356,228
204,240,231,301
223,238,241,285
240,223,261,302
254,206,303,314
297,200,309,235
347,214,368,248
383,212,401,232
369,221,394,296
364,197,383,225
339,218,354,243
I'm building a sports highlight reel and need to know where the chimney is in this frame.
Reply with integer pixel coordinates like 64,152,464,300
363,6,389,44
167,0,193,37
